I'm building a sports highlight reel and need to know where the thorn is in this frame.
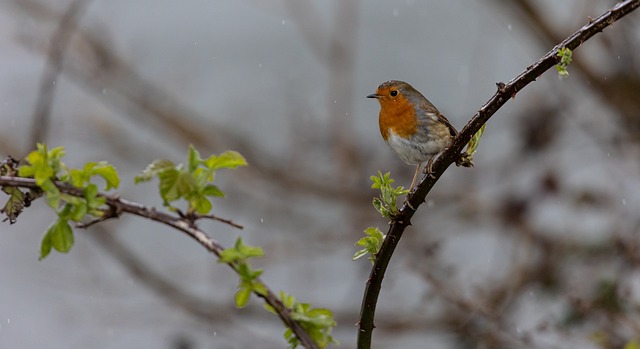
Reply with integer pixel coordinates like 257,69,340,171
496,82,506,92
404,199,416,211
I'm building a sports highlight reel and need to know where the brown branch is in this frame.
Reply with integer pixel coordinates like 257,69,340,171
0,175,319,349
29,0,90,146
196,213,244,229
357,1,640,348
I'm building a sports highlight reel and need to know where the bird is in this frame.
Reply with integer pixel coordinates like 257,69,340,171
367,80,472,190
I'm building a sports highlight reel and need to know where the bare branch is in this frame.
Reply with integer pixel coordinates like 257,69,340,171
196,213,244,229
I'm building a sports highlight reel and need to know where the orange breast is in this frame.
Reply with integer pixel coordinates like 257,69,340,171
378,98,418,141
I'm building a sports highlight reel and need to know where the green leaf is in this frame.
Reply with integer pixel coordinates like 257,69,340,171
353,227,385,263
372,197,384,215
218,248,242,264
40,218,74,260
239,244,264,259
284,328,296,348
40,180,61,208
84,184,106,215
158,167,190,203
280,291,295,308
235,287,252,308
264,303,276,314
352,248,369,261
187,144,201,172
68,168,86,187
252,281,268,296
466,123,486,157
204,151,248,171
20,144,63,185
40,230,53,260
68,200,88,222
202,184,225,198
134,159,175,183
51,219,74,252
219,238,264,266
191,196,212,214
88,162,119,190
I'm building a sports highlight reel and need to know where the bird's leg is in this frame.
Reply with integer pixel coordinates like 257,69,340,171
409,163,421,191
424,152,444,178
403,164,421,211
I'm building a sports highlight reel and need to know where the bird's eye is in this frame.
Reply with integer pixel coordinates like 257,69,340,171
390,90,398,97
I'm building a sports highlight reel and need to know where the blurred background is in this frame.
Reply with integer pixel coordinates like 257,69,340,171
1,0,640,348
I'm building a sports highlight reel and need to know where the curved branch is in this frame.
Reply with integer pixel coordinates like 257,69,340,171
0,176,319,349
357,1,640,348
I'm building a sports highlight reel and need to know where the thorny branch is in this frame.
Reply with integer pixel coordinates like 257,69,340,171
357,1,640,348
0,175,319,349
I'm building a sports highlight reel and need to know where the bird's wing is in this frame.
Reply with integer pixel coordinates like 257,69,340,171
420,100,458,137
435,112,458,137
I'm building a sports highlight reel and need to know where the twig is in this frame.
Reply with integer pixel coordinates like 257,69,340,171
0,175,319,349
29,0,90,146
75,204,121,228
197,213,244,229
357,1,640,348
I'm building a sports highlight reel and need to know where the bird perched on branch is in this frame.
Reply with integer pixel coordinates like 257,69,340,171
367,80,473,190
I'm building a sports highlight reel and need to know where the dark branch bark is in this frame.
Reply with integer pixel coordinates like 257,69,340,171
0,176,319,349
357,1,640,348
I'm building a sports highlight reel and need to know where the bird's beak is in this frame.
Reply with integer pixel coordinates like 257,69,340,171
367,93,380,99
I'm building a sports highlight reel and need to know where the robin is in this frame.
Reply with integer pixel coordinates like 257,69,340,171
367,80,472,190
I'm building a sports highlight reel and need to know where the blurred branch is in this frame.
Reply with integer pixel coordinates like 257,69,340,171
11,0,371,206
89,226,233,324
29,0,90,147
0,175,319,349
285,0,362,182
357,1,640,348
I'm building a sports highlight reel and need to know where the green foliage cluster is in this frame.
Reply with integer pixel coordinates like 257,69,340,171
218,237,267,307
370,171,409,219
135,145,247,214
352,227,385,263
556,47,573,78
17,144,119,259
219,237,338,348
265,291,337,349
352,172,404,263
1,144,337,348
